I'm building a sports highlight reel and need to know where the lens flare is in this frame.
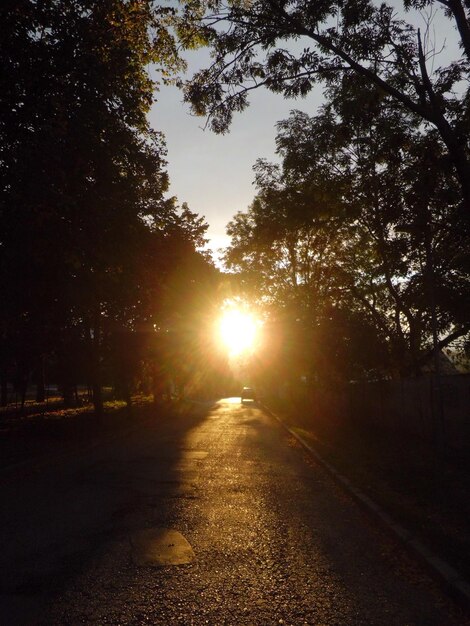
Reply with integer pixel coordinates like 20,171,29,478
218,309,257,356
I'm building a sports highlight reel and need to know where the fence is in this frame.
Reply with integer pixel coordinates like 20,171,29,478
347,374,470,449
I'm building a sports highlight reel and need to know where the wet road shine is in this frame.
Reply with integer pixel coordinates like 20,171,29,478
1,399,468,625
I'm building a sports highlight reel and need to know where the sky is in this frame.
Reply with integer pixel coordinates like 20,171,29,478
147,3,459,263
149,74,322,260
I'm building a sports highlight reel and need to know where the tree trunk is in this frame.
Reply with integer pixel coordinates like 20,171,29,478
19,378,27,414
35,355,46,403
62,382,74,408
91,312,103,418
124,383,132,417
0,374,7,407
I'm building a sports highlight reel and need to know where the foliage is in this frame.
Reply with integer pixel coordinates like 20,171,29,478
223,79,470,379
179,0,470,214
175,0,470,378
0,1,215,411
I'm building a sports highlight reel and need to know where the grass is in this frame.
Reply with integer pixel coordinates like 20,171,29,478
0,394,162,470
0,393,213,474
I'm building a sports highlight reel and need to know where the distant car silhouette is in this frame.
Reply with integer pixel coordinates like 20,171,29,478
240,387,256,403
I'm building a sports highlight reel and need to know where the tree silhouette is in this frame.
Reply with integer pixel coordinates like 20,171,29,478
223,78,469,379
180,0,470,215
0,1,214,413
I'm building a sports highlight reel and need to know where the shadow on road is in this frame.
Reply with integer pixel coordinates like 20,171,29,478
0,399,215,624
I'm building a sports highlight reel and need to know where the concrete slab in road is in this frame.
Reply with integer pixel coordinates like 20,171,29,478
131,528,195,566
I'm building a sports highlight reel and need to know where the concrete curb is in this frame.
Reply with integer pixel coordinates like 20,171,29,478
262,404,470,612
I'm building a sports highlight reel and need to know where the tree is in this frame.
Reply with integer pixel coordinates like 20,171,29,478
224,185,391,382
179,0,470,215
223,77,470,378
0,1,215,413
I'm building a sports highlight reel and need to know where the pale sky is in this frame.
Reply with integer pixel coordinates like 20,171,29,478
148,3,460,263
149,77,322,259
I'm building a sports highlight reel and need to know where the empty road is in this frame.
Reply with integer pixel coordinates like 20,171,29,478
1,399,467,625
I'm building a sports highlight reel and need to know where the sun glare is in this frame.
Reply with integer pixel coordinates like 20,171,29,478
218,309,258,356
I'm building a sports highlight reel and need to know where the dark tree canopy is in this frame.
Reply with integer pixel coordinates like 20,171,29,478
223,76,470,379
0,1,217,411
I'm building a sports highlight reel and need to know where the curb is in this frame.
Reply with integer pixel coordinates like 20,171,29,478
262,404,470,612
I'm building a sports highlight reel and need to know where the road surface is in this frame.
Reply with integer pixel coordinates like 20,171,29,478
0,398,467,625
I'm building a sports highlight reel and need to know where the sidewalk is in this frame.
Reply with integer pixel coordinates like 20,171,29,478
263,399,470,608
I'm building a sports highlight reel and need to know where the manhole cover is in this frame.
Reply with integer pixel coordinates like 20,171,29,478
130,528,195,566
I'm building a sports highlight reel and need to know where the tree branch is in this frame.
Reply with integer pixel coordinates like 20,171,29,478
267,2,433,122
447,0,470,61
417,324,470,365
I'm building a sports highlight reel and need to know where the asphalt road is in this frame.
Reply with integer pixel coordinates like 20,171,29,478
1,399,467,625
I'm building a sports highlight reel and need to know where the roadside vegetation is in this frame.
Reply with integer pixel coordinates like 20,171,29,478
179,0,470,382
0,1,226,416
3,1,469,415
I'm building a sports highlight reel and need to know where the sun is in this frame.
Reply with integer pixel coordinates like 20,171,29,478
218,309,258,356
